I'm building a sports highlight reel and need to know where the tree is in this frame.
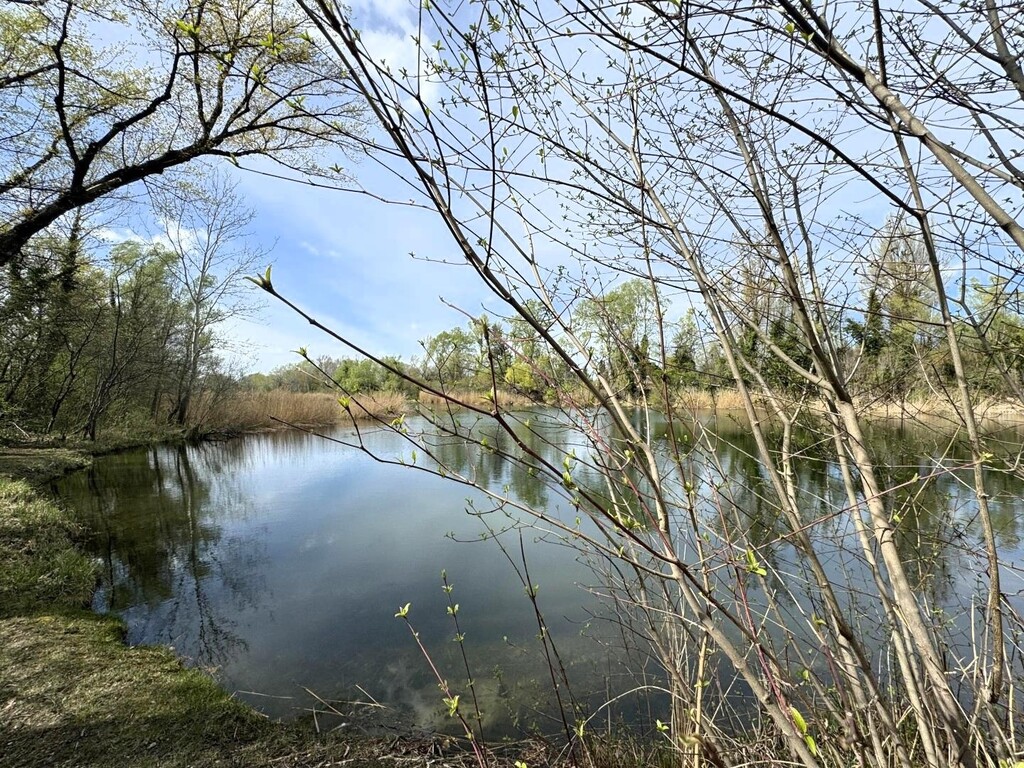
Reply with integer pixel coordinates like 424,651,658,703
666,311,702,388
420,326,477,387
578,280,659,397
965,277,1024,398
0,222,108,430
257,1,1024,765
152,173,264,427
82,241,179,439
0,0,361,269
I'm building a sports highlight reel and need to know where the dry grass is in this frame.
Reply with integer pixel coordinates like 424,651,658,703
672,387,749,411
668,387,1024,428
207,389,409,432
854,394,1024,425
418,388,536,410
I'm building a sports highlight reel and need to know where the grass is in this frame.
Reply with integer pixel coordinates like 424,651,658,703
0,456,525,768
673,387,748,411
0,609,414,768
854,394,1024,425
0,445,93,485
0,478,96,617
667,387,1024,428
418,388,537,410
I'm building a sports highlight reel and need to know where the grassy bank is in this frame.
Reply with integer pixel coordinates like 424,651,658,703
0,472,347,767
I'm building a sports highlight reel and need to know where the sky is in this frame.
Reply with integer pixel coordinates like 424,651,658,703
88,0,1023,375
211,0,489,373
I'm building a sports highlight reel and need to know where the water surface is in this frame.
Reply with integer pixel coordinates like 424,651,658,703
54,412,1024,736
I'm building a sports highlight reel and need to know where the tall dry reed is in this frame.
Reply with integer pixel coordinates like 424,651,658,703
417,388,535,410
207,389,408,431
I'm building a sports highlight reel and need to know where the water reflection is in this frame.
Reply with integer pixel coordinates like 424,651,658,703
53,413,1024,737
61,444,268,668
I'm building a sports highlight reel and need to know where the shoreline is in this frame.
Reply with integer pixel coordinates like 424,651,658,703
2,391,1020,767
0,441,497,768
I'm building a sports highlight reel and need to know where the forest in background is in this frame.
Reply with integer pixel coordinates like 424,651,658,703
5,215,1023,438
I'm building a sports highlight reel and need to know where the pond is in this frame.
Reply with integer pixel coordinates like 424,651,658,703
53,410,1024,739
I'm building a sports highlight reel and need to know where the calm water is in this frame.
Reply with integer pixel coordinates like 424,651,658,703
53,411,1024,737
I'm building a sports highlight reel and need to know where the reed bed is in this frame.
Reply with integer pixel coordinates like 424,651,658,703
672,387,748,411
670,387,1024,427
417,388,536,410
856,395,1024,425
208,389,408,431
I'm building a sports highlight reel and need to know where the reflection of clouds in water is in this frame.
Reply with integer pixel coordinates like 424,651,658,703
299,533,338,552
55,413,1024,737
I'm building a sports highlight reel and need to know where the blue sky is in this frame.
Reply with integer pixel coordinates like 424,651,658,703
94,0,1022,375
226,161,490,372
216,0,492,373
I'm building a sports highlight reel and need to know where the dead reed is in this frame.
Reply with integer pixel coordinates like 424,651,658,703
208,389,409,431
417,388,536,410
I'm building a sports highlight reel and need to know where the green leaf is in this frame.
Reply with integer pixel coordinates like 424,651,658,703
804,734,818,756
394,602,411,618
443,695,460,716
790,706,808,735
655,719,669,732
745,549,767,576
512,105,520,120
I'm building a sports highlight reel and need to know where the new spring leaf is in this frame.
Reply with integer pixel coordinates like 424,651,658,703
745,549,767,576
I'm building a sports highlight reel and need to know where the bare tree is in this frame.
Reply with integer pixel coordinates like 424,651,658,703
253,1,1024,765
152,172,265,428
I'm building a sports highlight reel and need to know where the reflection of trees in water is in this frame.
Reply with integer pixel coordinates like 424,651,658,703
52,417,1024,732
57,442,268,668
422,409,1024,693
417,410,1023,607
423,412,568,512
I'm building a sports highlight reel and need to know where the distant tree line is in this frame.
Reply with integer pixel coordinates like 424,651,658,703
255,225,1024,410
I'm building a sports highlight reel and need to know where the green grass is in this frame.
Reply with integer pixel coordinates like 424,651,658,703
0,477,96,617
0,610,402,767
0,446,92,485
